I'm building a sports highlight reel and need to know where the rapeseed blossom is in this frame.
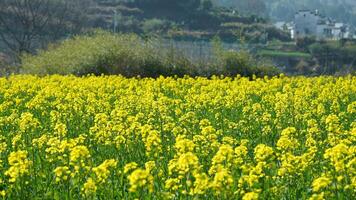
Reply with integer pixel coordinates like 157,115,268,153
54,166,71,182
92,159,117,183
5,150,32,183
124,162,138,174
128,168,154,193
0,75,354,199
312,176,332,192
242,191,259,200
82,178,97,196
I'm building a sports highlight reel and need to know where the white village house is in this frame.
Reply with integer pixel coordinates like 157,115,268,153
275,10,355,40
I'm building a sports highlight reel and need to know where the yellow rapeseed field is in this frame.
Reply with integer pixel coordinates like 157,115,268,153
0,75,355,199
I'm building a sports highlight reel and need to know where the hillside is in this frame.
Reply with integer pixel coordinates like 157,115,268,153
88,0,290,42
267,0,356,25
213,0,356,26
0,0,291,59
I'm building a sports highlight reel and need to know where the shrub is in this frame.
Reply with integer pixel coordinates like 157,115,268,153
222,50,253,76
211,37,280,77
21,31,167,77
221,50,280,77
21,31,279,78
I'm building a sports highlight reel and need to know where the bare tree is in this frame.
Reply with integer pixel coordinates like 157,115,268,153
0,0,93,55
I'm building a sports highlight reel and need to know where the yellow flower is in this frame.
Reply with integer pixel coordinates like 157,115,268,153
309,192,325,200
324,143,350,172
124,162,138,174
199,119,211,127
32,135,49,149
254,144,274,162
144,130,162,157
0,190,5,197
5,150,32,183
82,178,97,196
234,142,248,166
54,122,67,137
54,166,70,182
191,172,210,195
128,168,154,193
70,145,90,164
325,114,340,133
0,74,355,199
209,144,235,174
145,161,156,173
0,136,7,153
210,167,234,195
222,136,237,146
174,135,195,155
18,112,39,132
347,101,356,113
242,191,259,200
277,151,314,177
281,127,297,137
312,176,332,192
169,152,200,175
165,178,180,191
92,159,117,184
277,134,299,152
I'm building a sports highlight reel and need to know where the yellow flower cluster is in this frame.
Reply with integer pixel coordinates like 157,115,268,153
80,160,118,197
128,168,154,193
5,150,32,183
92,159,117,184
82,178,97,196
0,75,354,199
